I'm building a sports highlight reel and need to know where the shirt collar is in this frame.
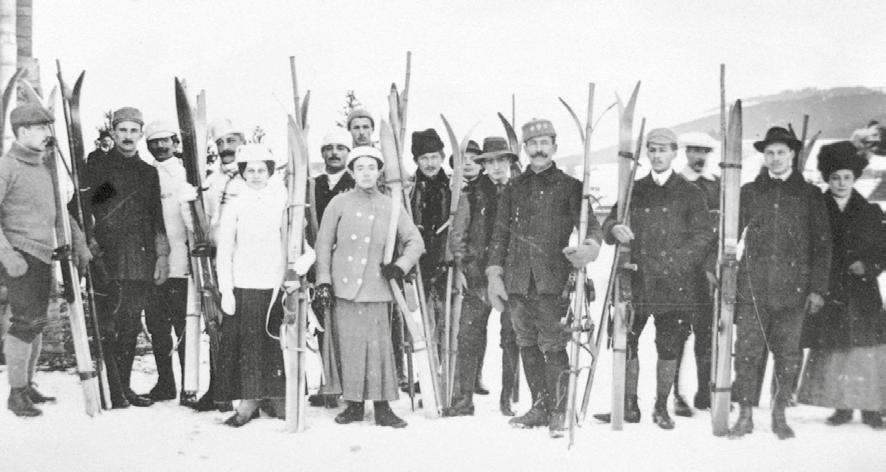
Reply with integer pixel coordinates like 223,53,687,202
768,169,793,181
651,167,674,186
326,168,346,189
679,164,714,182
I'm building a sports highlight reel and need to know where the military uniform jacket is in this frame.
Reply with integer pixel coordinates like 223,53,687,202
737,171,832,309
315,187,424,302
602,172,715,313
488,163,603,296
83,148,169,281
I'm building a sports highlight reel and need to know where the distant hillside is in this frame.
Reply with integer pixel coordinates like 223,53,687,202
558,87,886,168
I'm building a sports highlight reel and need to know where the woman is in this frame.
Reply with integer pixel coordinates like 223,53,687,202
798,140,886,428
314,146,424,428
215,143,314,427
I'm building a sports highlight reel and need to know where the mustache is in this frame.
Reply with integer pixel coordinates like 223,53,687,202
219,149,236,159
530,151,548,159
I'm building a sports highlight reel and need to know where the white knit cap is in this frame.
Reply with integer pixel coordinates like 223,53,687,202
209,118,246,142
145,120,178,141
321,127,352,149
679,132,718,150
235,143,274,164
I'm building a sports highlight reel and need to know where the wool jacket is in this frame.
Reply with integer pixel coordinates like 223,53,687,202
83,148,170,281
315,187,424,302
737,170,832,309
314,170,355,223
488,162,603,296
449,174,506,282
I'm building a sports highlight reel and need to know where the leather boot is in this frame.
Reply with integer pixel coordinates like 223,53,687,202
652,395,674,430
500,344,519,416
694,354,711,410
442,396,475,417
593,358,641,423
729,405,754,438
771,400,795,439
125,388,154,407
148,352,177,401
8,387,42,417
544,350,569,438
335,401,365,424
826,409,853,426
861,410,883,429
509,346,549,429
673,393,692,417
27,383,56,404
374,401,407,428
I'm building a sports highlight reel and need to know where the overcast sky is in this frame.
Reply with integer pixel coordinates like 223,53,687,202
30,0,885,162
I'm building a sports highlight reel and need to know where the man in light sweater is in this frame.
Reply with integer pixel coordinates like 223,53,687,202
144,120,191,403
0,104,91,416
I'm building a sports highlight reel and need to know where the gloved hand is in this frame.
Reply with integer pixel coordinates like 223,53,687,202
562,239,601,268
0,251,28,277
293,251,315,276
221,290,236,315
610,224,634,244
381,263,405,280
485,265,508,312
72,242,93,273
805,292,825,315
848,260,866,276
179,185,198,203
154,255,170,286
315,283,334,309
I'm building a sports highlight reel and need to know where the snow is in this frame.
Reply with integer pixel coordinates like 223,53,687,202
2,245,885,472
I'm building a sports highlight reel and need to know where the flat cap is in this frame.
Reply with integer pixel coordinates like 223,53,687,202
646,128,678,146
346,109,375,129
521,118,556,143
9,104,54,128
112,107,144,127
145,120,179,141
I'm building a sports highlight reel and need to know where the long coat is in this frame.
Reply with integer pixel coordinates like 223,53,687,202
737,171,832,309
602,172,715,314
315,187,424,302
83,148,168,281
802,190,886,348
488,163,603,296
408,169,450,280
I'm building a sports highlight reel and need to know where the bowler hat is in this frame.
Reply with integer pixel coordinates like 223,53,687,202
753,126,801,153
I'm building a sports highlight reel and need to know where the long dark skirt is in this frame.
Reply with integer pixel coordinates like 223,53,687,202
219,288,286,401
798,344,886,410
334,298,399,402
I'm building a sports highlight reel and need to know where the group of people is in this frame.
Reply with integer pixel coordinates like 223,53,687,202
1,94,884,441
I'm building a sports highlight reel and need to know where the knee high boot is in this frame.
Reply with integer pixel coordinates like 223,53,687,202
508,346,548,428
5,336,40,416
500,343,519,416
625,358,641,422
653,359,677,429
544,350,569,437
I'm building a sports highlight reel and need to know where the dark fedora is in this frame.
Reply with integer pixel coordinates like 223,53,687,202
753,126,802,153
817,140,867,179
449,140,481,168
474,136,519,163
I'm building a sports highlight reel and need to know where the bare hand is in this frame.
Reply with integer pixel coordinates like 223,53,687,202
805,292,825,314
848,261,866,276
610,224,634,244
221,290,236,315
153,255,170,286
2,252,28,277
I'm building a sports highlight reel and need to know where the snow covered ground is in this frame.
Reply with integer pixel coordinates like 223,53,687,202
2,244,885,472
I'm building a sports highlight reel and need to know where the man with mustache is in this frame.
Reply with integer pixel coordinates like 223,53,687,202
143,120,191,404
347,109,374,147
486,119,602,438
308,127,354,409
83,107,170,409
596,128,713,430
87,130,114,162
672,131,720,416
1,104,91,416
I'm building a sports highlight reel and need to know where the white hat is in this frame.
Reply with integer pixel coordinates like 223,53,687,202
679,132,717,150
321,128,352,149
235,143,274,164
209,118,245,142
346,145,384,170
145,120,178,141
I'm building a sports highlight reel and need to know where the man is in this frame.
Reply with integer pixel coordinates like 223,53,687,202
143,120,191,403
409,128,452,360
83,107,170,408
598,128,713,430
87,130,114,162
672,131,720,415
347,109,374,147
0,104,91,416
486,118,602,438
181,118,246,412
444,137,519,417
308,127,354,409
450,140,483,185
729,126,831,440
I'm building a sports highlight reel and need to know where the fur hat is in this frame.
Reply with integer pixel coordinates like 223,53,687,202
817,140,867,179
411,128,444,159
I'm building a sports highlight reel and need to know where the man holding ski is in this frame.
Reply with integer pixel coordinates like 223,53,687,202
600,128,713,430
486,118,602,437
729,126,832,440
143,120,191,403
83,106,170,408
1,104,91,416
445,137,519,417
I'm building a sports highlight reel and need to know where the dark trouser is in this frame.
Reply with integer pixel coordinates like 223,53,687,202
94,278,152,401
733,304,804,407
675,306,712,399
509,286,570,414
4,252,51,344
627,310,692,361
453,284,518,403
145,277,188,391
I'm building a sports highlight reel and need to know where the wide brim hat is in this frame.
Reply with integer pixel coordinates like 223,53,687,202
347,145,384,170
753,126,801,153
449,140,482,168
817,140,867,178
475,136,519,163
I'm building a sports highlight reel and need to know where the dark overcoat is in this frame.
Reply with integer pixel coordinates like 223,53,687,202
602,172,715,314
736,171,832,309
802,190,886,348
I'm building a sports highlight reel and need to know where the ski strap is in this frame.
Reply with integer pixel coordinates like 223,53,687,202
719,162,742,169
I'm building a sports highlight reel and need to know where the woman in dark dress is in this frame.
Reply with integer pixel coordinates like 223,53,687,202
798,141,886,428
